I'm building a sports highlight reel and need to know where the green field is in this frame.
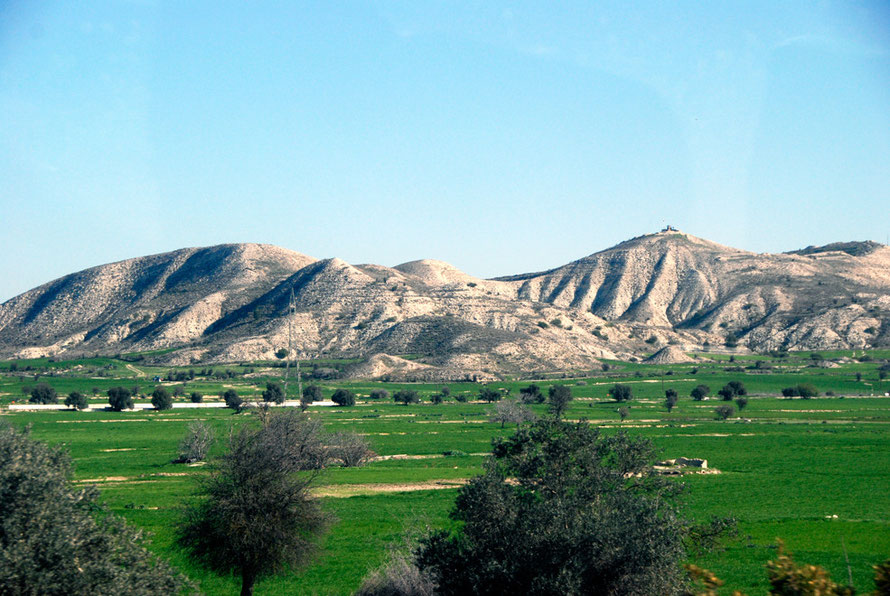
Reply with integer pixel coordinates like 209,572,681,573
1,350,889,594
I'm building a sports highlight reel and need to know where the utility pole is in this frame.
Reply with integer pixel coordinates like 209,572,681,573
283,289,297,400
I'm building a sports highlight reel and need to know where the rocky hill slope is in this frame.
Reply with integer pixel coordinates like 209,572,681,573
1,231,887,378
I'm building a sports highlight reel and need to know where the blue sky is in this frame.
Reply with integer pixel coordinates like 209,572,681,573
1,1,888,302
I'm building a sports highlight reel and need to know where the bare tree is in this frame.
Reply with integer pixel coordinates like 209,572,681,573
489,399,537,429
176,421,214,464
329,431,375,467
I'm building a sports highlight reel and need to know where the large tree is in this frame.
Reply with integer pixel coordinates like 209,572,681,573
415,419,691,595
178,410,330,596
547,384,573,419
107,386,134,411
0,424,189,594
28,382,58,404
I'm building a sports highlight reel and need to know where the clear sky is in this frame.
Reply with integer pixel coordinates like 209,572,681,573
1,1,888,302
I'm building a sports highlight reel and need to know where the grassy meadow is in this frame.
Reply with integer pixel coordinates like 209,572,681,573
1,349,889,594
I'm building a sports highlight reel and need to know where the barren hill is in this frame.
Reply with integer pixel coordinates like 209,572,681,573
1,231,888,377
495,230,890,352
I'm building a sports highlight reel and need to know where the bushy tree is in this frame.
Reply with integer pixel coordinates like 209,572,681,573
718,381,746,401
302,384,323,404
415,419,691,595
178,411,331,596
331,389,355,407
177,421,214,464
665,388,679,412
223,389,243,410
430,392,444,405
393,389,420,406
478,386,501,403
735,396,748,412
781,386,799,398
618,406,630,421
547,384,573,419
107,386,134,411
29,382,58,404
518,383,544,404
611,383,633,402
369,388,390,401
0,424,189,594
262,382,285,404
715,405,735,420
151,387,173,411
65,391,88,411
796,383,819,399
189,391,203,403
691,384,710,401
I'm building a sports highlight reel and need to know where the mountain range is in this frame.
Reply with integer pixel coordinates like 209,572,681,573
1,230,887,379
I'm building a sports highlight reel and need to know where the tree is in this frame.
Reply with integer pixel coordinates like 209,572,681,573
691,384,710,401
796,383,819,399
189,391,204,403
151,387,173,411
262,382,285,404
223,389,243,410
275,348,288,360
610,383,633,402
331,388,356,407
29,382,58,404
518,383,544,404
718,381,746,401
478,386,501,403
781,386,799,398
715,405,735,420
440,386,451,398
177,421,214,463
303,384,323,404
393,389,420,406
107,386,134,411
0,423,189,594
728,380,747,395
65,391,88,411
178,410,331,596
547,384,573,419
665,388,679,412
328,431,375,467
488,399,536,428
735,396,748,412
724,332,739,348
618,406,630,422
415,419,692,595
369,388,390,400
430,392,444,405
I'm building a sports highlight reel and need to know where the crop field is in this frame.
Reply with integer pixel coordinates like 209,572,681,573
1,349,889,594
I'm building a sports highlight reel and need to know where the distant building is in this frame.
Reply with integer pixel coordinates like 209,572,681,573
661,225,678,232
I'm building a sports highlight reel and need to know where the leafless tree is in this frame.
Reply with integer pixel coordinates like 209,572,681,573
176,421,214,463
329,431,375,467
488,399,536,429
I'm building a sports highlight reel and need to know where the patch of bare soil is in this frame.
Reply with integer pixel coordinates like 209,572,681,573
312,479,468,498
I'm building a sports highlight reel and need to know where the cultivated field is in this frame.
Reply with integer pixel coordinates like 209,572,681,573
1,350,889,594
